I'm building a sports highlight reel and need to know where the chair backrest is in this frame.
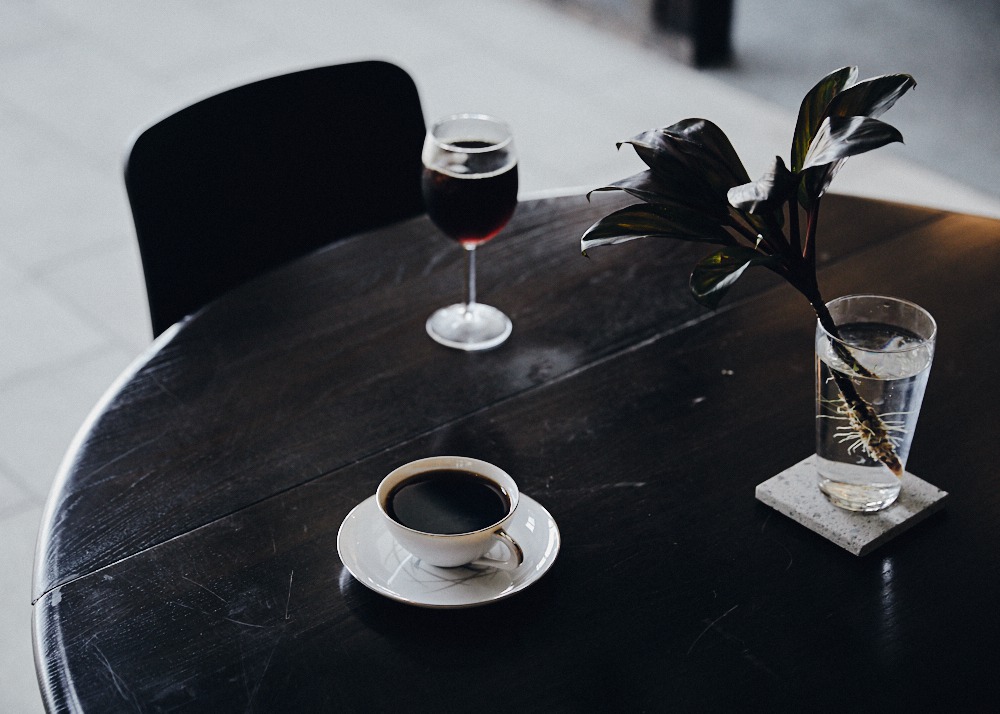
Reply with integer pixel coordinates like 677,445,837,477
124,60,426,337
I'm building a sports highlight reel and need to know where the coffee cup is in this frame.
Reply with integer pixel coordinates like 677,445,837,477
376,456,524,570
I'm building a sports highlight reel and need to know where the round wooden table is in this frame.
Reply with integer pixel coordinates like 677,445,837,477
33,193,1000,712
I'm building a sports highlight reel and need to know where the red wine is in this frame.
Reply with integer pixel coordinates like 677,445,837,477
386,469,511,534
422,141,518,246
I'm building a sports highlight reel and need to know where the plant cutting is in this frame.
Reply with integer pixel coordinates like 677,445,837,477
581,66,917,480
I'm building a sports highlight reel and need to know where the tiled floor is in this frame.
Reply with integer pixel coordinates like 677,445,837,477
2,1,997,710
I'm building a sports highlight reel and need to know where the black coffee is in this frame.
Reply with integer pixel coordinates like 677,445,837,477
386,469,510,534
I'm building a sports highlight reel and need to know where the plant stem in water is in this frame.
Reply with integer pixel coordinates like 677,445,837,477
812,300,904,478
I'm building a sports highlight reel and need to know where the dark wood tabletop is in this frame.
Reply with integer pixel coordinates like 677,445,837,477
33,192,1000,712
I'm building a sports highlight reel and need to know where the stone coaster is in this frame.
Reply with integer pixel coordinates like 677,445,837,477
755,454,949,556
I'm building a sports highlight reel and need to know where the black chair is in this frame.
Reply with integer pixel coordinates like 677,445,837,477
124,60,427,337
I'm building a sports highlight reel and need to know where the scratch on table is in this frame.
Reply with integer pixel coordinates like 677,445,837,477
223,615,267,629
761,510,773,533
175,600,267,629
246,637,281,712
85,436,162,486
90,640,141,710
149,374,182,402
421,246,453,276
570,481,649,493
775,538,794,571
759,513,795,571
182,575,227,603
610,552,640,571
127,468,156,491
687,604,739,656
284,570,294,620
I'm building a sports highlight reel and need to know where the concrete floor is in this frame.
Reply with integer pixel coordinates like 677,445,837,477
2,1,996,710
709,0,1000,199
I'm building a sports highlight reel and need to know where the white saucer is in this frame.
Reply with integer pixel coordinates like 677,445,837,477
337,493,560,608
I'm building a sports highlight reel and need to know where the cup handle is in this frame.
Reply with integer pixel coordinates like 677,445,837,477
470,528,524,571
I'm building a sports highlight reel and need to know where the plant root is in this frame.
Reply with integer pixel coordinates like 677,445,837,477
819,390,906,478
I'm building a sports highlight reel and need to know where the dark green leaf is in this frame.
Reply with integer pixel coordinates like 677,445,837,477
581,203,735,255
690,246,782,308
624,119,750,199
588,173,675,206
797,74,914,206
622,128,684,173
799,116,904,202
590,167,730,220
825,74,916,120
791,66,857,172
802,115,904,169
662,118,751,190
727,156,798,215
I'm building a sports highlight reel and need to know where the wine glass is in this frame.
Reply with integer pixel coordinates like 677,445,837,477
422,114,518,351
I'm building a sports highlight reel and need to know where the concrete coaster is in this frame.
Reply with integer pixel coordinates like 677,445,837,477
755,454,949,556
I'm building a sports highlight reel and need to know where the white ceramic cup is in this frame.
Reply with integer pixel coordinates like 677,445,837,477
376,456,524,570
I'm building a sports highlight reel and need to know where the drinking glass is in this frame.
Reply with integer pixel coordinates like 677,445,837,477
815,295,937,511
422,114,518,351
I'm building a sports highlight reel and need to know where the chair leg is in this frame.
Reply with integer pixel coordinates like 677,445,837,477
652,0,734,67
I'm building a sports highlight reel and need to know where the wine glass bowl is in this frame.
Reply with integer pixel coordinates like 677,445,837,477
422,114,518,351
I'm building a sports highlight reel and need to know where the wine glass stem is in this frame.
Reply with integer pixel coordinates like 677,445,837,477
464,244,477,317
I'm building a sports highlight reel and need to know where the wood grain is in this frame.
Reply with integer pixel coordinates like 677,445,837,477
34,194,998,712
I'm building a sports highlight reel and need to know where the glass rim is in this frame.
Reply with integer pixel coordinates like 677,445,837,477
819,293,938,351
428,113,513,153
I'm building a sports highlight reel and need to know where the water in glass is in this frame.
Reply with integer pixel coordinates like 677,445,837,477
815,320,934,511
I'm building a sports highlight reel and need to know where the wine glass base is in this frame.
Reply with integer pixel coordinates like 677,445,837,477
426,303,512,351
